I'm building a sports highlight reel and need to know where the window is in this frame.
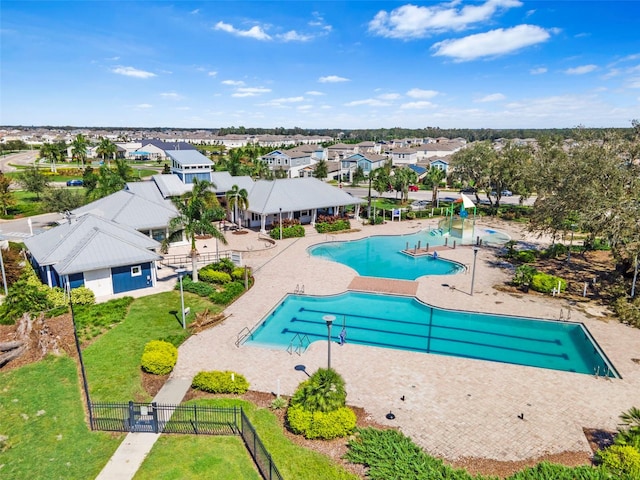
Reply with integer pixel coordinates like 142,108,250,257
131,265,142,277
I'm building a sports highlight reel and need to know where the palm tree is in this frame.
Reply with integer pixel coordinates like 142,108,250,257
252,159,271,180
71,134,89,166
426,167,447,205
392,167,418,203
39,143,58,172
313,159,328,180
225,184,249,230
169,178,227,282
96,137,117,166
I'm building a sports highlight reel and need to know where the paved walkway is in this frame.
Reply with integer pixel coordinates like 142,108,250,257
95,218,640,475
95,378,192,480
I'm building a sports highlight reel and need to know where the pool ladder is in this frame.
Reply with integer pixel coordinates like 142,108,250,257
287,333,310,356
294,284,305,294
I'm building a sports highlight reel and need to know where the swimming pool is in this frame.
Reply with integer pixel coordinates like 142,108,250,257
308,231,464,280
246,292,618,377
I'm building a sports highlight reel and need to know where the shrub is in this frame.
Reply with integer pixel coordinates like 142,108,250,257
508,461,609,479
515,250,537,263
270,396,287,410
542,243,567,259
596,445,640,478
192,370,249,394
46,287,68,308
612,297,640,328
178,276,216,297
231,267,248,281
286,404,356,440
369,215,384,225
199,269,231,284
315,217,351,233
531,272,567,294
204,258,235,275
513,265,537,287
71,286,95,305
405,211,416,220
140,340,178,375
0,265,51,324
291,368,347,413
270,224,305,239
209,281,245,305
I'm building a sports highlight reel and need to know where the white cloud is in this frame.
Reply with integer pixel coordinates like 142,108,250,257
564,64,597,75
476,93,506,102
432,24,551,61
208,71,218,77
259,96,305,107
406,88,438,99
344,98,391,107
306,90,325,96
214,21,271,41
628,77,640,88
277,30,313,42
318,75,350,83
160,92,183,100
111,66,156,79
222,80,245,86
135,103,153,109
378,93,401,100
369,0,523,39
190,9,200,15
232,87,271,97
530,67,547,75
297,105,313,111
176,106,191,111
400,101,436,109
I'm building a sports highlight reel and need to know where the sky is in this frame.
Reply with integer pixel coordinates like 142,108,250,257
1,1,639,129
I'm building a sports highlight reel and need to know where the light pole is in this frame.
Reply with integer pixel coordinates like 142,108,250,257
176,268,187,329
323,315,335,370
470,247,479,296
0,243,7,296
279,207,283,241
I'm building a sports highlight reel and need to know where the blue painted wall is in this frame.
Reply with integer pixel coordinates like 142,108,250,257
69,273,84,289
112,263,153,294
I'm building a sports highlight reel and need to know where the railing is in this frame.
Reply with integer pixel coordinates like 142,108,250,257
160,250,238,268
286,333,310,356
90,402,282,479
240,409,283,480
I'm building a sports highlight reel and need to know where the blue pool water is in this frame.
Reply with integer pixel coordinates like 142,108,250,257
308,231,464,280
247,292,618,377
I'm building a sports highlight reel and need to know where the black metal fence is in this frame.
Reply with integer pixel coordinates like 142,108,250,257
90,402,282,480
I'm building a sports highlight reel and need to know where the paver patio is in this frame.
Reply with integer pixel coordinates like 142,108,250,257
168,218,640,462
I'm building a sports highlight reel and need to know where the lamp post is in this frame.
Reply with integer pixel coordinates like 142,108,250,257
323,315,335,369
470,247,479,296
0,244,7,296
176,268,187,329
279,207,283,241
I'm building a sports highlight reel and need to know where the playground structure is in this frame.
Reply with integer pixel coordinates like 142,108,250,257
433,193,478,245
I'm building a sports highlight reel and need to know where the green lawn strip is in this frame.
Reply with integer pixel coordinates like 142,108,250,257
83,292,219,402
0,355,122,479
182,398,358,480
133,435,261,480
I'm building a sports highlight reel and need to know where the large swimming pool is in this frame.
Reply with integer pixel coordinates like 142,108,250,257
308,231,464,280
246,292,618,377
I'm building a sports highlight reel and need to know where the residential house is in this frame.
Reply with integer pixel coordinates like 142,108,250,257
168,150,213,184
340,153,388,183
391,148,418,166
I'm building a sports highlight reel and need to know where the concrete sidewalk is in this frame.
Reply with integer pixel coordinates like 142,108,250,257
95,377,192,480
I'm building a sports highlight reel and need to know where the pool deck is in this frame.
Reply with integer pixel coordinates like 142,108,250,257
168,218,640,462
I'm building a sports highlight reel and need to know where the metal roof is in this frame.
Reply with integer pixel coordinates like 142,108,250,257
210,172,254,193
152,174,193,198
166,150,213,166
247,178,364,215
71,189,177,230
24,214,160,274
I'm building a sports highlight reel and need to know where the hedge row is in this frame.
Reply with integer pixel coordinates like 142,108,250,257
192,370,249,394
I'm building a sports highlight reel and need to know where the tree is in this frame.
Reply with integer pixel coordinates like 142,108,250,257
17,164,49,200
352,165,365,186
371,167,390,197
450,141,495,204
225,184,249,229
251,159,271,180
391,167,417,203
169,178,227,282
82,166,99,193
88,164,126,200
0,171,16,215
71,134,89,166
96,137,117,165
41,187,85,213
313,159,328,180
424,167,447,205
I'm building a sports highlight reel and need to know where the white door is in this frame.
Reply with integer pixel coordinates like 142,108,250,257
84,269,113,296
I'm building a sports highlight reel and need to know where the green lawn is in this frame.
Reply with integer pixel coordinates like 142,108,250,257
83,291,220,402
134,435,261,480
0,356,122,480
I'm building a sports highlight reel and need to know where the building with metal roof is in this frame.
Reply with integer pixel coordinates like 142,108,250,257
24,214,161,296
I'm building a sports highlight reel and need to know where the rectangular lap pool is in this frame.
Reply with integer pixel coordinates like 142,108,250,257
246,292,618,377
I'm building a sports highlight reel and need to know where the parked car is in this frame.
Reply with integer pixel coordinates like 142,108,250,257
501,190,513,196
408,185,419,192
66,179,84,187
459,187,477,194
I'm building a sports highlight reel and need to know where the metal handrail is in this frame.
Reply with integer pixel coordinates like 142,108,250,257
235,326,252,347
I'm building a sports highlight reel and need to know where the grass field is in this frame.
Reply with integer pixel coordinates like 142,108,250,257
83,291,220,402
0,356,122,480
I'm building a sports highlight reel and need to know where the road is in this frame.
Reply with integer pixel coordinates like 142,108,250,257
342,186,535,207
0,150,38,173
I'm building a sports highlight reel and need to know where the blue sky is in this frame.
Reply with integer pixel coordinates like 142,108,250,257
1,1,639,129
